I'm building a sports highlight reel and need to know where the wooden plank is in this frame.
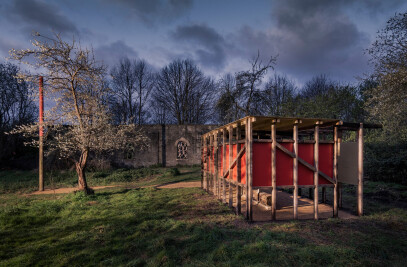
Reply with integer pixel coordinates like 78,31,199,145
203,137,207,190
228,126,233,208
223,145,246,178
201,137,204,189
293,123,299,219
298,157,316,172
271,122,277,220
333,126,338,217
358,123,364,216
246,117,253,221
276,142,295,158
253,139,273,143
214,132,219,196
253,199,272,210
314,124,319,220
222,130,226,202
319,170,335,184
236,125,242,215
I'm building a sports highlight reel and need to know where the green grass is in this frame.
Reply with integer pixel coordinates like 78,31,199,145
0,168,406,266
0,166,199,194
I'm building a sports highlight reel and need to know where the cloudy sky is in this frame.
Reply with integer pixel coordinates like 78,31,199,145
0,0,406,86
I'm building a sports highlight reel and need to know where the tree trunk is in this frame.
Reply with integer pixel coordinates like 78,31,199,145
75,149,94,194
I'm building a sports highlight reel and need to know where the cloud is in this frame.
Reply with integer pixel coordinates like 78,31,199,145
8,0,78,34
94,40,138,69
171,24,229,69
114,0,193,25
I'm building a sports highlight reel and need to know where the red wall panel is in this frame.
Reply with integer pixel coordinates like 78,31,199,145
319,144,333,184
252,143,271,186
298,143,314,185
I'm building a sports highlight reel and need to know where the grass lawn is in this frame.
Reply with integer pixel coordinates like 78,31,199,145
0,166,199,194
1,167,406,266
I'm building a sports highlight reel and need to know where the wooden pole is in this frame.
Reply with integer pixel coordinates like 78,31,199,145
39,76,44,191
293,122,299,219
358,123,364,216
211,134,215,193
236,125,242,215
228,126,233,208
201,136,205,189
314,123,320,220
214,132,219,196
333,126,338,217
338,129,343,208
246,117,253,221
222,129,227,203
271,121,277,220
203,136,207,190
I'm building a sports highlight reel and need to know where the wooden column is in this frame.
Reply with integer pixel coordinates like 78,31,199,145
271,120,277,220
222,129,227,203
358,123,364,216
228,125,233,208
201,137,204,189
246,118,253,221
314,123,320,220
236,125,242,215
214,132,218,195
333,126,339,217
338,129,343,208
207,135,211,191
208,134,212,192
203,136,207,190
293,121,299,219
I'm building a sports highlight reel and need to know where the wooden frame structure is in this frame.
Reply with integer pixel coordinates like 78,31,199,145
201,116,380,221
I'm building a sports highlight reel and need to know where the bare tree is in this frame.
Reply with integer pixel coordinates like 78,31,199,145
223,52,276,117
9,33,147,194
0,63,37,130
262,74,296,116
153,59,216,124
110,57,154,125
215,74,244,124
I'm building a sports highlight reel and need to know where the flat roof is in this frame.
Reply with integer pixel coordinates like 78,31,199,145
203,116,381,137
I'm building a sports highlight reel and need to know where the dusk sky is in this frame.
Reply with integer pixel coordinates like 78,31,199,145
1,0,406,86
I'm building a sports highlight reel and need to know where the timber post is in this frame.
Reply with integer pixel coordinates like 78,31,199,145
222,129,227,203
39,76,44,191
358,123,364,216
293,120,300,219
246,117,253,221
228,125,233,208
214,132,219,196
314,122,321,220
333,126,338,217
271,119,278,220
236,124,242,215
201,136,204,189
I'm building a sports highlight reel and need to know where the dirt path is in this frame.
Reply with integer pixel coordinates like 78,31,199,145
29,181,201,195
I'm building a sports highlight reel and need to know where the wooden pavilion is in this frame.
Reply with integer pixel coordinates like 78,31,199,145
201,116,381,221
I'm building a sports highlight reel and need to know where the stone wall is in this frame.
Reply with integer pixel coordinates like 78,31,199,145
118,124,217,168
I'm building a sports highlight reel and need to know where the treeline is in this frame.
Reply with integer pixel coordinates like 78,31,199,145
106,55,364,126
1,12,406,183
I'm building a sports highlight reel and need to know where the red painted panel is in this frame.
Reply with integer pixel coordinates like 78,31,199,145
240,150,246,184
298,143,314,186
252,143,271,186
276,143,294,186
219,146,223,173
232,144,237,181
319,144,333,184
225,145,230,178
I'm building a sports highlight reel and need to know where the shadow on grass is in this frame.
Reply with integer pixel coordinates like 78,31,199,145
1,187,406,266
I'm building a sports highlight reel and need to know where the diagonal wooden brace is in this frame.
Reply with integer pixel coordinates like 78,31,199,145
223,144,246,179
